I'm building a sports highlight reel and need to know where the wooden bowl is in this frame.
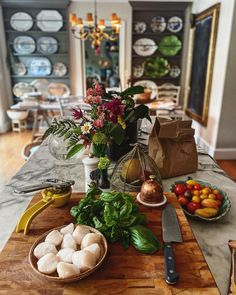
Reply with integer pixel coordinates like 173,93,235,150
29,224,108,282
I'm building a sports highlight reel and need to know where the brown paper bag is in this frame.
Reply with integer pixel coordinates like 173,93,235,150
148,117,198,179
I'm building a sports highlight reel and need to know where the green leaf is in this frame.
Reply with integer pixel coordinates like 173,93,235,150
121,86,144,97
66,144,84,159
119,199,133,219
120,215,136,228
104,204,118,227
93,217,109,231
129,104,151,123
110,124,126,145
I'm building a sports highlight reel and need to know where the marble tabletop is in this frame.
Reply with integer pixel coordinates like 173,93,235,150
0,141,235,295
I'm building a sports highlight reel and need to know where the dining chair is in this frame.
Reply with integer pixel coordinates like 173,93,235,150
156,83,180,105
57,96,91,117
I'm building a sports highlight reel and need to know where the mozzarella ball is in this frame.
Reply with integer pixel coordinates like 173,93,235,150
37,253,59,274
61,233,77,250
72,250,96,272
82,243,101,261
57,248,75,263
45,230,63,247
33,242,57,259
81,233,102,249
60,223,74,236
57,262,80,279
72,225,90,245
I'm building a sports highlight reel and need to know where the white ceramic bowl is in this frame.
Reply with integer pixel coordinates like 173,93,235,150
7,110,29,121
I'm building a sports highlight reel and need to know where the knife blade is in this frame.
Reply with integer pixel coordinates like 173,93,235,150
162,204,183,285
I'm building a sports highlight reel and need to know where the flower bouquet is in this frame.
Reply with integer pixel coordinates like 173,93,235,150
43,83,151,160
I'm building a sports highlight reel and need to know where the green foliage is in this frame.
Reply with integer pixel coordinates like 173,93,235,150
70,189,161,254
110,123,126,145
121,86,144,97
66,144,84,159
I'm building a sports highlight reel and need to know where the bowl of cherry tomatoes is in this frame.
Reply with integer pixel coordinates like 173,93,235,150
170,177,231,221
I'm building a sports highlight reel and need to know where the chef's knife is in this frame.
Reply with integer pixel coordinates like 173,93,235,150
162,204,183,285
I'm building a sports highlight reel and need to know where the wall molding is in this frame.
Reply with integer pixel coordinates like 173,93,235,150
195,133,236,159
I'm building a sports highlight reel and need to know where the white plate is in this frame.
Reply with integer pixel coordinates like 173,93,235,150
136,193,167,207
10,12,33,32
37,36,58,55
134,22,147,34
53,62,67,77
47,82,70,98
133,80,157,99
167,16,183,33
150,16,166,33
36,10,63,32
28,57,51,76
13,36,36,54
133,38,157,56
31,79,50,96
13,82,35,98
133,64,144,78
12,63,27,76
169,65,181,78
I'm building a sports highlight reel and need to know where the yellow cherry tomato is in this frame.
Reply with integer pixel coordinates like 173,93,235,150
200,194,208,200
213,189,220,195
192,195,201,203
186,180,197,186
208,193,216,200
193,190,201,196
202,187,211,195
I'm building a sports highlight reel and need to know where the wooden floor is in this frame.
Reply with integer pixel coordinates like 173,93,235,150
0,131,235,186
0,130,32,187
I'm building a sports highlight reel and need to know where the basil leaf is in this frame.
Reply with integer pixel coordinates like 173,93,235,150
104,204,118,227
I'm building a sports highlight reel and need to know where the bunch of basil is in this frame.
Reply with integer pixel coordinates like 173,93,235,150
70,186,161,254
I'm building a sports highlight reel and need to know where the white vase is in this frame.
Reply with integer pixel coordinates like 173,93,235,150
82,155,99,191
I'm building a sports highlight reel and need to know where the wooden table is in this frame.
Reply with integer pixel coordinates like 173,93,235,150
0,193,220,294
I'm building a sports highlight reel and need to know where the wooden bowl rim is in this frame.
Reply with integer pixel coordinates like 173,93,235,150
29,224,108,283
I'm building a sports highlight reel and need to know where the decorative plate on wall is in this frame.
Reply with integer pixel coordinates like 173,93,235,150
145,56,169,78
169,65,181,78
133,64,144,78
167,16,183,33
36,10,63,32
13,82,35,97
13,36,36,54
28,57,51,76
31,79,50,96
10,12,33,32
37,36,58,55
52,62,67,77
12,63,27,76
134,22,147,34
158,35,182,56
150,16,166,33
47,82,70,97
133,80,157,100
133,38,158,56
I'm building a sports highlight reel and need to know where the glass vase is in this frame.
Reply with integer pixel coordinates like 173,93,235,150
98,169,110,189
92,143,107,157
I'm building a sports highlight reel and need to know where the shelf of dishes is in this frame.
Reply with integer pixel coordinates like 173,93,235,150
11,61,68,77
12,53,68,56
5,30,68,34
12,80,71,98
133,16,184,34
131,76,180,80
5,11,67,32
132,35,182,57
132,57,181,79
8,35,68,56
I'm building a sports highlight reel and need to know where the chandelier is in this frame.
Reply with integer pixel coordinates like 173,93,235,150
69,0,121,49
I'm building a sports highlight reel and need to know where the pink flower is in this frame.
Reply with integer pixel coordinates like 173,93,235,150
100,98,125,123
94,83,103,96
94,118,104,129
72,108,83,120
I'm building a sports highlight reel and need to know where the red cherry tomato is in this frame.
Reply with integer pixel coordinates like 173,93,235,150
186,184,193,190
178,197,189,206
186,202,201,214
216,194,223,201
216,200,222,207
193,183,202,190
174,183,187,195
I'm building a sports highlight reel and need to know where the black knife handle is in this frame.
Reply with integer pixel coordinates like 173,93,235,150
164,242,179,285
